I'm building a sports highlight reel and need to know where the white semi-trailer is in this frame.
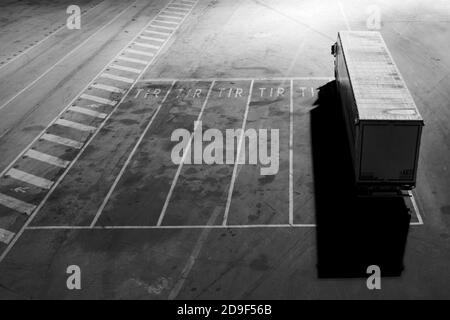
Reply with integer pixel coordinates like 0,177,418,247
332,31,424,194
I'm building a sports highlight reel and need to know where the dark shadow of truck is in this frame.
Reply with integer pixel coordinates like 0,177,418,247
311,81,411,278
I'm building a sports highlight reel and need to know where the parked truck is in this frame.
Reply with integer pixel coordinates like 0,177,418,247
332,31,424,194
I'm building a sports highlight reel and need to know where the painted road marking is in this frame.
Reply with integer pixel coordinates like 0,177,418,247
134,42,160,50
138,77,333,82
24,149,70,168
289,79,294,225
0,228,15,245
0,0,105,72
172,3,192,7
161,11,185,18
0,0,139,112
154,19,179,25
100,73,135,84
222,80,255,226
139,36,166,42
90,83,125,94
108,64,142,74
156,81,216,227
126,48,155,57
55,119,97,132
149,24,176,31
0,193,36,215
68,106,108,119
40,134,83,149
0,0,200,263
116,56,149,65
158,15,182,20
80,93,117,106
167,6,189,12
90,81,177,227
409,190,423,225
143,30,171,36
6,168,53,190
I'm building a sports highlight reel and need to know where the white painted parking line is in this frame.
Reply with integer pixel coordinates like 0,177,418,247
0,193,36,215
222,80,255,226
158,14,182,20
133,42,160,50
68,106,107,119
289,79,294,225
24,149,70,168
161,11,185,18
0,0,139,112
80,94,117,106
167,6,189,12
40,133,83,149
27,224,318,230
126,48,155,57
409,190,424,225
90,81,176,227
154,19,179,25
0,228,15,244
90,83,125,94
139,35,166,42
108,64,142,74
116,56,149,65
55,119,97,132
100,73,135,83
6,168,53,190
157,81,216,227
143,29,171,36
138,76,333,82
149,24,176,30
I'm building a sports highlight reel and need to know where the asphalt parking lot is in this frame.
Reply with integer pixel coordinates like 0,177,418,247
0,0,449,299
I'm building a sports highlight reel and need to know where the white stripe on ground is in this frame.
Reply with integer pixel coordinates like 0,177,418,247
0,0,105,72
139,36,166,42
90,81,176,227
108,64,142,74
0,193,36,215
143,29,171,36
168,207,222,300
116,56,149,65
25,220,425,230
222,80,255,226
156,81,216,227
100,73,135,83
68,106,108,119
40,134,83,149
409,190,424,225
6,168,53,189
133,42,160,50
149,24,176,30
138,77,333,82
0,228,15,245
289,79,294,225
80,93,117,106
0,0,138,112
157,15,182,20
55,118,97,132
126,48,155,57
90,83,125,94
24,149,70,168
